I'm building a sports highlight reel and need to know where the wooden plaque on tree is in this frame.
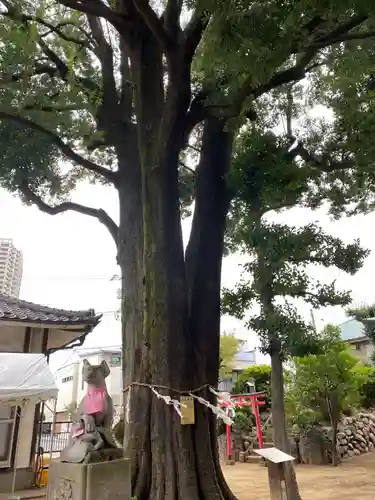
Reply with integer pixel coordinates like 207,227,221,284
180,396,195,425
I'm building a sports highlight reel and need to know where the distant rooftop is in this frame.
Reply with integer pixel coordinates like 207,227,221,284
75,345,121,357
234,349,256,363
338,318,366,341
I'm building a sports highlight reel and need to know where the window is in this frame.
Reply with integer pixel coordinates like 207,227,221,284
0,406,16,468
109,354,121,367
355,343,361,351
61,376,73,383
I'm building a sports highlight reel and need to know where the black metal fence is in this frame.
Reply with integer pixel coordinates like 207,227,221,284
36,421,72,453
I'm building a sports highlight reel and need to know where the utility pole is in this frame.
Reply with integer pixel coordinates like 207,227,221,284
310,309,317,334
110,274,121,321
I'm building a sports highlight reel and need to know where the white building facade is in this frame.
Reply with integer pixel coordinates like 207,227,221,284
0,239,23,297
54,347,123,424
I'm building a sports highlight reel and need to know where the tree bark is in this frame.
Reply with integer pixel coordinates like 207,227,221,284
331,418,338,466
117,114,237,498
271,351,302,500
327,398,338,467
186,118,236,500
117,129,153,498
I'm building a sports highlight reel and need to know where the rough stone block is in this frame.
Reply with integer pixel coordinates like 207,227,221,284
47,460,86,500
47,458,131,500
86,459,131,500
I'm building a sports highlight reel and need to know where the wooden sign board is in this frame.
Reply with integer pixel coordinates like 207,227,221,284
180,396,195,425
253,447,294,464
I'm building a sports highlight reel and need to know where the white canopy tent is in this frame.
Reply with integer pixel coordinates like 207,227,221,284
0,353,59,494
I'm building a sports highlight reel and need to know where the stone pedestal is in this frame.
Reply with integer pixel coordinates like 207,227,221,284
46,458,131,500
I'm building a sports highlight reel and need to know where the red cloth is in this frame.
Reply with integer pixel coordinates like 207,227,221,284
83,386,106,415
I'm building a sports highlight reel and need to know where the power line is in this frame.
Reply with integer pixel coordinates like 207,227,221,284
22,275,119,282
53,345,122,374
51,351,77,375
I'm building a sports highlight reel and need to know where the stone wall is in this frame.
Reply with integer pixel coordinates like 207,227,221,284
218,411,375,465
337,412,375,459
298,411,375,465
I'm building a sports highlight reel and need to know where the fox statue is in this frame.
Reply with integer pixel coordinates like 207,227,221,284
60,358,117,463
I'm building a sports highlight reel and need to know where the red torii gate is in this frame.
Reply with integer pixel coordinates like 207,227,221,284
218,392,265,461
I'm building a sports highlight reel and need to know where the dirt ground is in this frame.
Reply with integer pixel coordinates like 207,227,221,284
223,452,375,499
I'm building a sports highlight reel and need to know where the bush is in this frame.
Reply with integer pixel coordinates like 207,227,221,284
351,364,375,408
217,405,255,436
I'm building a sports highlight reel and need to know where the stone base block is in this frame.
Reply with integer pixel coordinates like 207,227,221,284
46,458,131,500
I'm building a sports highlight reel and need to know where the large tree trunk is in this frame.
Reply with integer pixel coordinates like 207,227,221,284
186,118,236,500
271,350,302,500
117,130,152,497
119,116,237,499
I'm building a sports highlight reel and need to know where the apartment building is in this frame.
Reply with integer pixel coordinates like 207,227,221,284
0,239,23,297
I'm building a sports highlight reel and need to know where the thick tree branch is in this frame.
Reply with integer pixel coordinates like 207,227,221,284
132,0,175,56
179,160,195,175
184,15,374,131
285,87,294,139
314,15,367,44
38,38,100,93
0,64,57,83
0,111,117,183
311,30,375,49
1,10,89,46
119,36,133,120
22,103,83,113
163,0,183,39
186,143,201,154
58,0,122,26
183,51,317,137
252,17,375,98
86,15,118,115
183,9,210,64
289,142,353,172
1,11,100,97
19,183,118,245
253,51,317,101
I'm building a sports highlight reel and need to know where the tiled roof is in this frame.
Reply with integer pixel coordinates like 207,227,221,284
0,294,101,327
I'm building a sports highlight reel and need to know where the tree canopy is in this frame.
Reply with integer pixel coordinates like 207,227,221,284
219,332,243,379
222,135,369,358
2,2,375,211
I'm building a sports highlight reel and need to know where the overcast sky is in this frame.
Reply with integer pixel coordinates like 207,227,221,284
1,175,375,372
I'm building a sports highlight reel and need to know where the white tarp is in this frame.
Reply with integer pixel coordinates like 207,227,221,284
0,353,58,405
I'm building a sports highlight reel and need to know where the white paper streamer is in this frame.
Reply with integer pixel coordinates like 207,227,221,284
151,387,186,417
132,384,236,426
209,387,232,404
209,386,236,422
189,393,234,425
